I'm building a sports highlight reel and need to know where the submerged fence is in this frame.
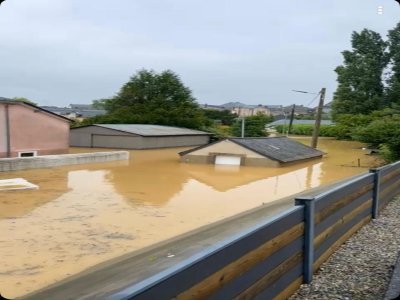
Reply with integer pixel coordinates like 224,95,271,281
105,160,400,300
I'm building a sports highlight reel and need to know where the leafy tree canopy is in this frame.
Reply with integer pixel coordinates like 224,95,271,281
202,109,237,126
85,69,207,129
386,22,400,105
231,113,272,137
332,29,388,118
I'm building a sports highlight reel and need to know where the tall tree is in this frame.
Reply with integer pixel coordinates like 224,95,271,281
332,29,388,118
92,69,206,129
386,22,400,105
202,109,237,125
231,113,272,137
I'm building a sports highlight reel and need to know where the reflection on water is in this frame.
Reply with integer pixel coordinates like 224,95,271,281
0,138,381,298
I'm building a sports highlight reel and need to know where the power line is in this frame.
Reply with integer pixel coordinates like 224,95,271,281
306,92,321,107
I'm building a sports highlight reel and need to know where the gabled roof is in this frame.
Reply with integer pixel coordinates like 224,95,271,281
180,137,325,163
0,97,72,122
74,124,211,137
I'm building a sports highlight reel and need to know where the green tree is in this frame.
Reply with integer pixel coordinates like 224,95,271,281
352,116,400,162
386,22,400,106
202,109,237,125
91,98,110,110
332,29,388,118
86,69,207,129
13,97,37,106
231,113,272,137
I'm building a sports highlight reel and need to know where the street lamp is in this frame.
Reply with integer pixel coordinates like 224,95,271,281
292,88,326,148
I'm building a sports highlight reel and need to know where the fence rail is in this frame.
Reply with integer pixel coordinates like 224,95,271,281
23,161,400,300
106,161,400,300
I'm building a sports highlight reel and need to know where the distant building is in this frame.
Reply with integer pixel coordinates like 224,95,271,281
180,137,324,167
322,102,332,115
220,102,271,117
200,104,225,111
283,105,314,116
40,104,106,121
70,124,211,149
69,104,95,110
0,97,71,158
266,119,335,127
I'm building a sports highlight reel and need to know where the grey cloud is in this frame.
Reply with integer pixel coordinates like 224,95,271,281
0,0,398,106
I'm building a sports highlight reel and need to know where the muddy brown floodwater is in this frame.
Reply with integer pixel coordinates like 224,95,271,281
0,138,381,298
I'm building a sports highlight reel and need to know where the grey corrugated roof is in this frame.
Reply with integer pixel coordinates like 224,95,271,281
94,124,210,136
229,137,324,163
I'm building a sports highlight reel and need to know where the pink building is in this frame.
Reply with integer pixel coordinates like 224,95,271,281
0,98,71,158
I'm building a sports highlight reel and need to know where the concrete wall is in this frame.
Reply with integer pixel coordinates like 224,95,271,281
0,151,129,172
180,140,280,167
70,126,132,147
0,103,70,158
0,104,7,155
70,126,210,149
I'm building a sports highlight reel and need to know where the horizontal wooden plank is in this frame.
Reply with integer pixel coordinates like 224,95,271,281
207,237,303,300
315,173,374,211
380,161,400,177
314,199,372,249
315,190,372,236
313,215,371,272
177,223,304,299
380,177,400,200
380,172,400,194
379,187,399,210
314,205,371,263
253,262,303,300
272,276,303,300
122,207,304,299
234,252,303,300
315,183,373,224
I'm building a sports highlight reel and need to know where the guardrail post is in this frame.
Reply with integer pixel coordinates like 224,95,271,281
370,168,381,219
295,196,315,284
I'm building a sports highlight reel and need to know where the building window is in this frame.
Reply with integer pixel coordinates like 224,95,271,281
18,151,37,157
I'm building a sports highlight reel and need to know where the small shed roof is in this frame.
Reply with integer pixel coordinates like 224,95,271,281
180,137,325,163
80,124,211,137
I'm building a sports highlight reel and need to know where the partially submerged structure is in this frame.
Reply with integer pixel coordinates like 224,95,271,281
179,137,324,167
70,124,211,149
0,97,71,158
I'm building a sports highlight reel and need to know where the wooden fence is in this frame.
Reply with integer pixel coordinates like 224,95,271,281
105,160,400,300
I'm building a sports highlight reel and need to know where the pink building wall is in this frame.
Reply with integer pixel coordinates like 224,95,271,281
0,103,70,158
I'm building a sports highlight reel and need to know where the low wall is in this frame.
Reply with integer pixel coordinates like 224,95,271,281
0,151,129,172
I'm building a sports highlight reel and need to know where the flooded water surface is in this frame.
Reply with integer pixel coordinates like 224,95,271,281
0,138,381,297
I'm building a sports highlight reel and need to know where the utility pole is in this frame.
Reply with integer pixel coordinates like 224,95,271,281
311,88,326,149
241,117,245,138
288,104,296,135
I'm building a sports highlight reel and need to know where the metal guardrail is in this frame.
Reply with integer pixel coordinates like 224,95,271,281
21,160,400,300
106,161,400,300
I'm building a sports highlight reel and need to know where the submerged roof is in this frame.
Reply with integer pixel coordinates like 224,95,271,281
180,137,325,163
81,124,211,136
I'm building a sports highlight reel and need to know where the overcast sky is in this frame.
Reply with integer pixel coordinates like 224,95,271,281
0,0,399,107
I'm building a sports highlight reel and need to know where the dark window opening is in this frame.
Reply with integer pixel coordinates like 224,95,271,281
20,152,35,157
